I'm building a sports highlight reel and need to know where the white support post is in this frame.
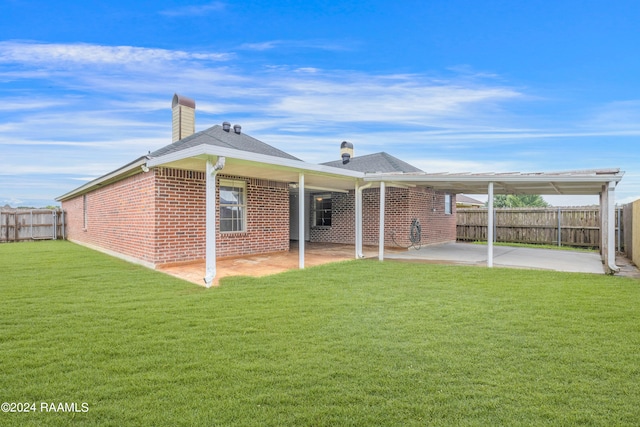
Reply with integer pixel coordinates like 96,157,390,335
298,173,305,270
604,181,620,274
355,182,371,259
378,181,386,261
355,181,362,258
204,158,218,287
487,182,494,268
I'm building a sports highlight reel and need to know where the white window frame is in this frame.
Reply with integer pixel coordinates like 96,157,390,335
219,179,247,233
444,193,452,215
313,193,332,227
83,194,88,230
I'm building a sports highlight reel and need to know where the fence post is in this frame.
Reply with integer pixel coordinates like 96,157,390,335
557,207,561,247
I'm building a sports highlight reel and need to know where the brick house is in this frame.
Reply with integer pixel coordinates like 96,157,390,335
58,95,457,284
57,94,624,284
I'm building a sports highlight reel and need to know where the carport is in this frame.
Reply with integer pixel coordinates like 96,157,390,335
146,136,625,284
363,169,625,274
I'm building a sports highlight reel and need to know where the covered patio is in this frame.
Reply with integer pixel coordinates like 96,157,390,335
158,242,379,286
158,241,639,286
145,140,624,285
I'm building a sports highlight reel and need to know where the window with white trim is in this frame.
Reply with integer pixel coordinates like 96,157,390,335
83,194,88,229
444,193,452,215
313,193,332,227
219,179,246,232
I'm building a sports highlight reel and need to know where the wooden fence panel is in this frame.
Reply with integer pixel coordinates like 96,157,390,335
0,209,65,242
632,200,640,267
456,207,623,249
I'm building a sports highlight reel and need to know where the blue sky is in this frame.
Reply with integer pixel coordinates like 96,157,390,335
1,0,639,207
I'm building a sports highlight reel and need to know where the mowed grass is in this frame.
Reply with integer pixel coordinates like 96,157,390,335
1,241,639,426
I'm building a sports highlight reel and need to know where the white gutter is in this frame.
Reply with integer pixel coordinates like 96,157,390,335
362,171,624,184
602,181,620,274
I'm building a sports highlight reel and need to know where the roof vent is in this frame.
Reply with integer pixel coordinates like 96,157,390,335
233,124,241,134
340,141,354,164
222,121,231,132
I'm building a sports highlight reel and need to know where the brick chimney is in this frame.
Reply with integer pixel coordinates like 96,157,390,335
171,94,196,142
340,141,354,164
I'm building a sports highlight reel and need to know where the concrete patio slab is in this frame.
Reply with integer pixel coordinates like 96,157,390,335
385,242,605,274
159,241,639,286
158,243,379,286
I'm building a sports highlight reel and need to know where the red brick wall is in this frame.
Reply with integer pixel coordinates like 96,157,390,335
309,187,456,247
62,168,290,266
215,174,290,258
154,168,206,264
62,171,157,265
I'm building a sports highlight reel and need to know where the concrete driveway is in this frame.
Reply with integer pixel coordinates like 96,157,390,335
384,242,605,274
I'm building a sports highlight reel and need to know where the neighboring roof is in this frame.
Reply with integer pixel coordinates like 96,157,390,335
321,152,423,173
457,194,484,206
149,124,301,161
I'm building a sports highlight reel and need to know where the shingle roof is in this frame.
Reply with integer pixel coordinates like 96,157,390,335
321,152,423,173
149,124,301,161
456,194,484,205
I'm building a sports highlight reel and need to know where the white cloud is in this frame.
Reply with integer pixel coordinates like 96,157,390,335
0,41,232,66
239,39,353,52
159,2,226,17
584,100,640,132
2,41,638,205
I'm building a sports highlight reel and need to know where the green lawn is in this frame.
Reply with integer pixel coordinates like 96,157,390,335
1,241,639,426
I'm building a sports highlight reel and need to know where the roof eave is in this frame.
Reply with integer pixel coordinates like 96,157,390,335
56,156,149,202
363,170,624,184
147,145,365,179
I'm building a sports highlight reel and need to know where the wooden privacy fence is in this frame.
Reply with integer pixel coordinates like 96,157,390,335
457,207,624,249
622,200,638,266
0,209,65,243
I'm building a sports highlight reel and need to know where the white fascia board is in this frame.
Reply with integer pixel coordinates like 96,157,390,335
362,171,624,185
56,156,149,201
147,145,365,179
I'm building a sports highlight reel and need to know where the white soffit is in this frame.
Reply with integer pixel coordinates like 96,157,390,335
362,169,624,195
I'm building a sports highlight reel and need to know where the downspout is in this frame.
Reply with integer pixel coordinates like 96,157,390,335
61,210,66,240
487,182,494,268
355,182,372,258
605,180,620,274
204,156,226,287
52,210,57,240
